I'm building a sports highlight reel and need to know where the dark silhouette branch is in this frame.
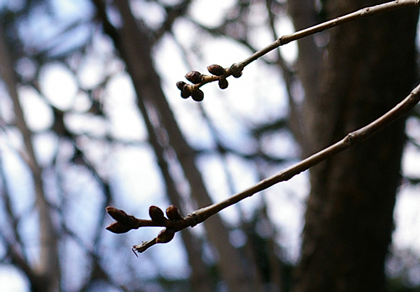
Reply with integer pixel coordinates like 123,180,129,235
108,82,420,253
176,0,420,101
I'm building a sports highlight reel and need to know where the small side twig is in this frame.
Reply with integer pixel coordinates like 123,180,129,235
106,205,199,253
176,0,420,101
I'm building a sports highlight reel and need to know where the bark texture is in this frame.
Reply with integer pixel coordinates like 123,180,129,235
293,1,419,291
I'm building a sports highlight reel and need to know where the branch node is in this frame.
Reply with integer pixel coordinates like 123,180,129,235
187,212,199,227
229,63,244,78
344,133,355,145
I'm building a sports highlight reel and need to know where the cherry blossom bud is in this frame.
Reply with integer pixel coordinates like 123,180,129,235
106,222,132,234
149,205,166,224
166,205,182,220
218,78,228,89
191,89,204,102
230,63,243,78
156,228,175,243
180,83,192,99
181,90,191,99
106,207,128,223
176,81,187,90
207,64,226,76
185,71,203,84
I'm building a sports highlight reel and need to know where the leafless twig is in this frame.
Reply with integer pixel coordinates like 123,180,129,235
108,82,420,253
176,0,420,101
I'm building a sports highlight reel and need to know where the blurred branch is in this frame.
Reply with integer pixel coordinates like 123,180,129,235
132,71,213,289
154,0,193,40
176,0,420,101
196,141,290,165
264,0,307,150
0,157,32,274
0,24,60,292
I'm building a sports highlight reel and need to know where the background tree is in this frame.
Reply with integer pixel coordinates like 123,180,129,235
288,0,419,291
0,1,420,292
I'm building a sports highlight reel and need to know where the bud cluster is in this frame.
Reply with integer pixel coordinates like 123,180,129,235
148,204,183,223
106,207,138,233
106,204,186,253
176,62,244,102
176,81,204,101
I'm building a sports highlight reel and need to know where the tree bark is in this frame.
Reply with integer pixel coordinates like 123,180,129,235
293,1,419,292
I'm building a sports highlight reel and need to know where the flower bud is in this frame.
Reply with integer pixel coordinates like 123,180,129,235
106,222,132,234
230,63,243,78
180,84,192,99
191,89,204,102
106,207,128,223
185,71,203,84
149,205,166,224
218,78,228,89
156,228,175,243
207,64,226,76
176,81,187,90
181,90,191,99
166,205,182,220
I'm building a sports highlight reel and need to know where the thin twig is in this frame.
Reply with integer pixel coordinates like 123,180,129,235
110,82,420,253
241,0,420,67
189,83,420,222
176,0,420,100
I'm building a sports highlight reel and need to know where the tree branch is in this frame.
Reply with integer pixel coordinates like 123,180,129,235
109,82,420,253
176,0,420,101
0,24,60,291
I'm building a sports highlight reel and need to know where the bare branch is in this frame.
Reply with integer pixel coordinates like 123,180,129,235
191,83,420,221
0,24,60,291
176,0,420,101
108,82,420,252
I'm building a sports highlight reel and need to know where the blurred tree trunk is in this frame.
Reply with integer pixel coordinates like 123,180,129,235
291,1,419,291
92,0,260,291
0,25,60,292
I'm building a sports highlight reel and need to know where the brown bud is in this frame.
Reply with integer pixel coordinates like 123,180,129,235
191,89,204,102
185,71,203,84
180,84,192,99
218,78,228,89
156,228,175,243
106,221,132,234
149,205,166,224
176,81,187,90
106,207,128,223
181,90,191,99
166,205,182,220
230,63,243,78
207,64,226,76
